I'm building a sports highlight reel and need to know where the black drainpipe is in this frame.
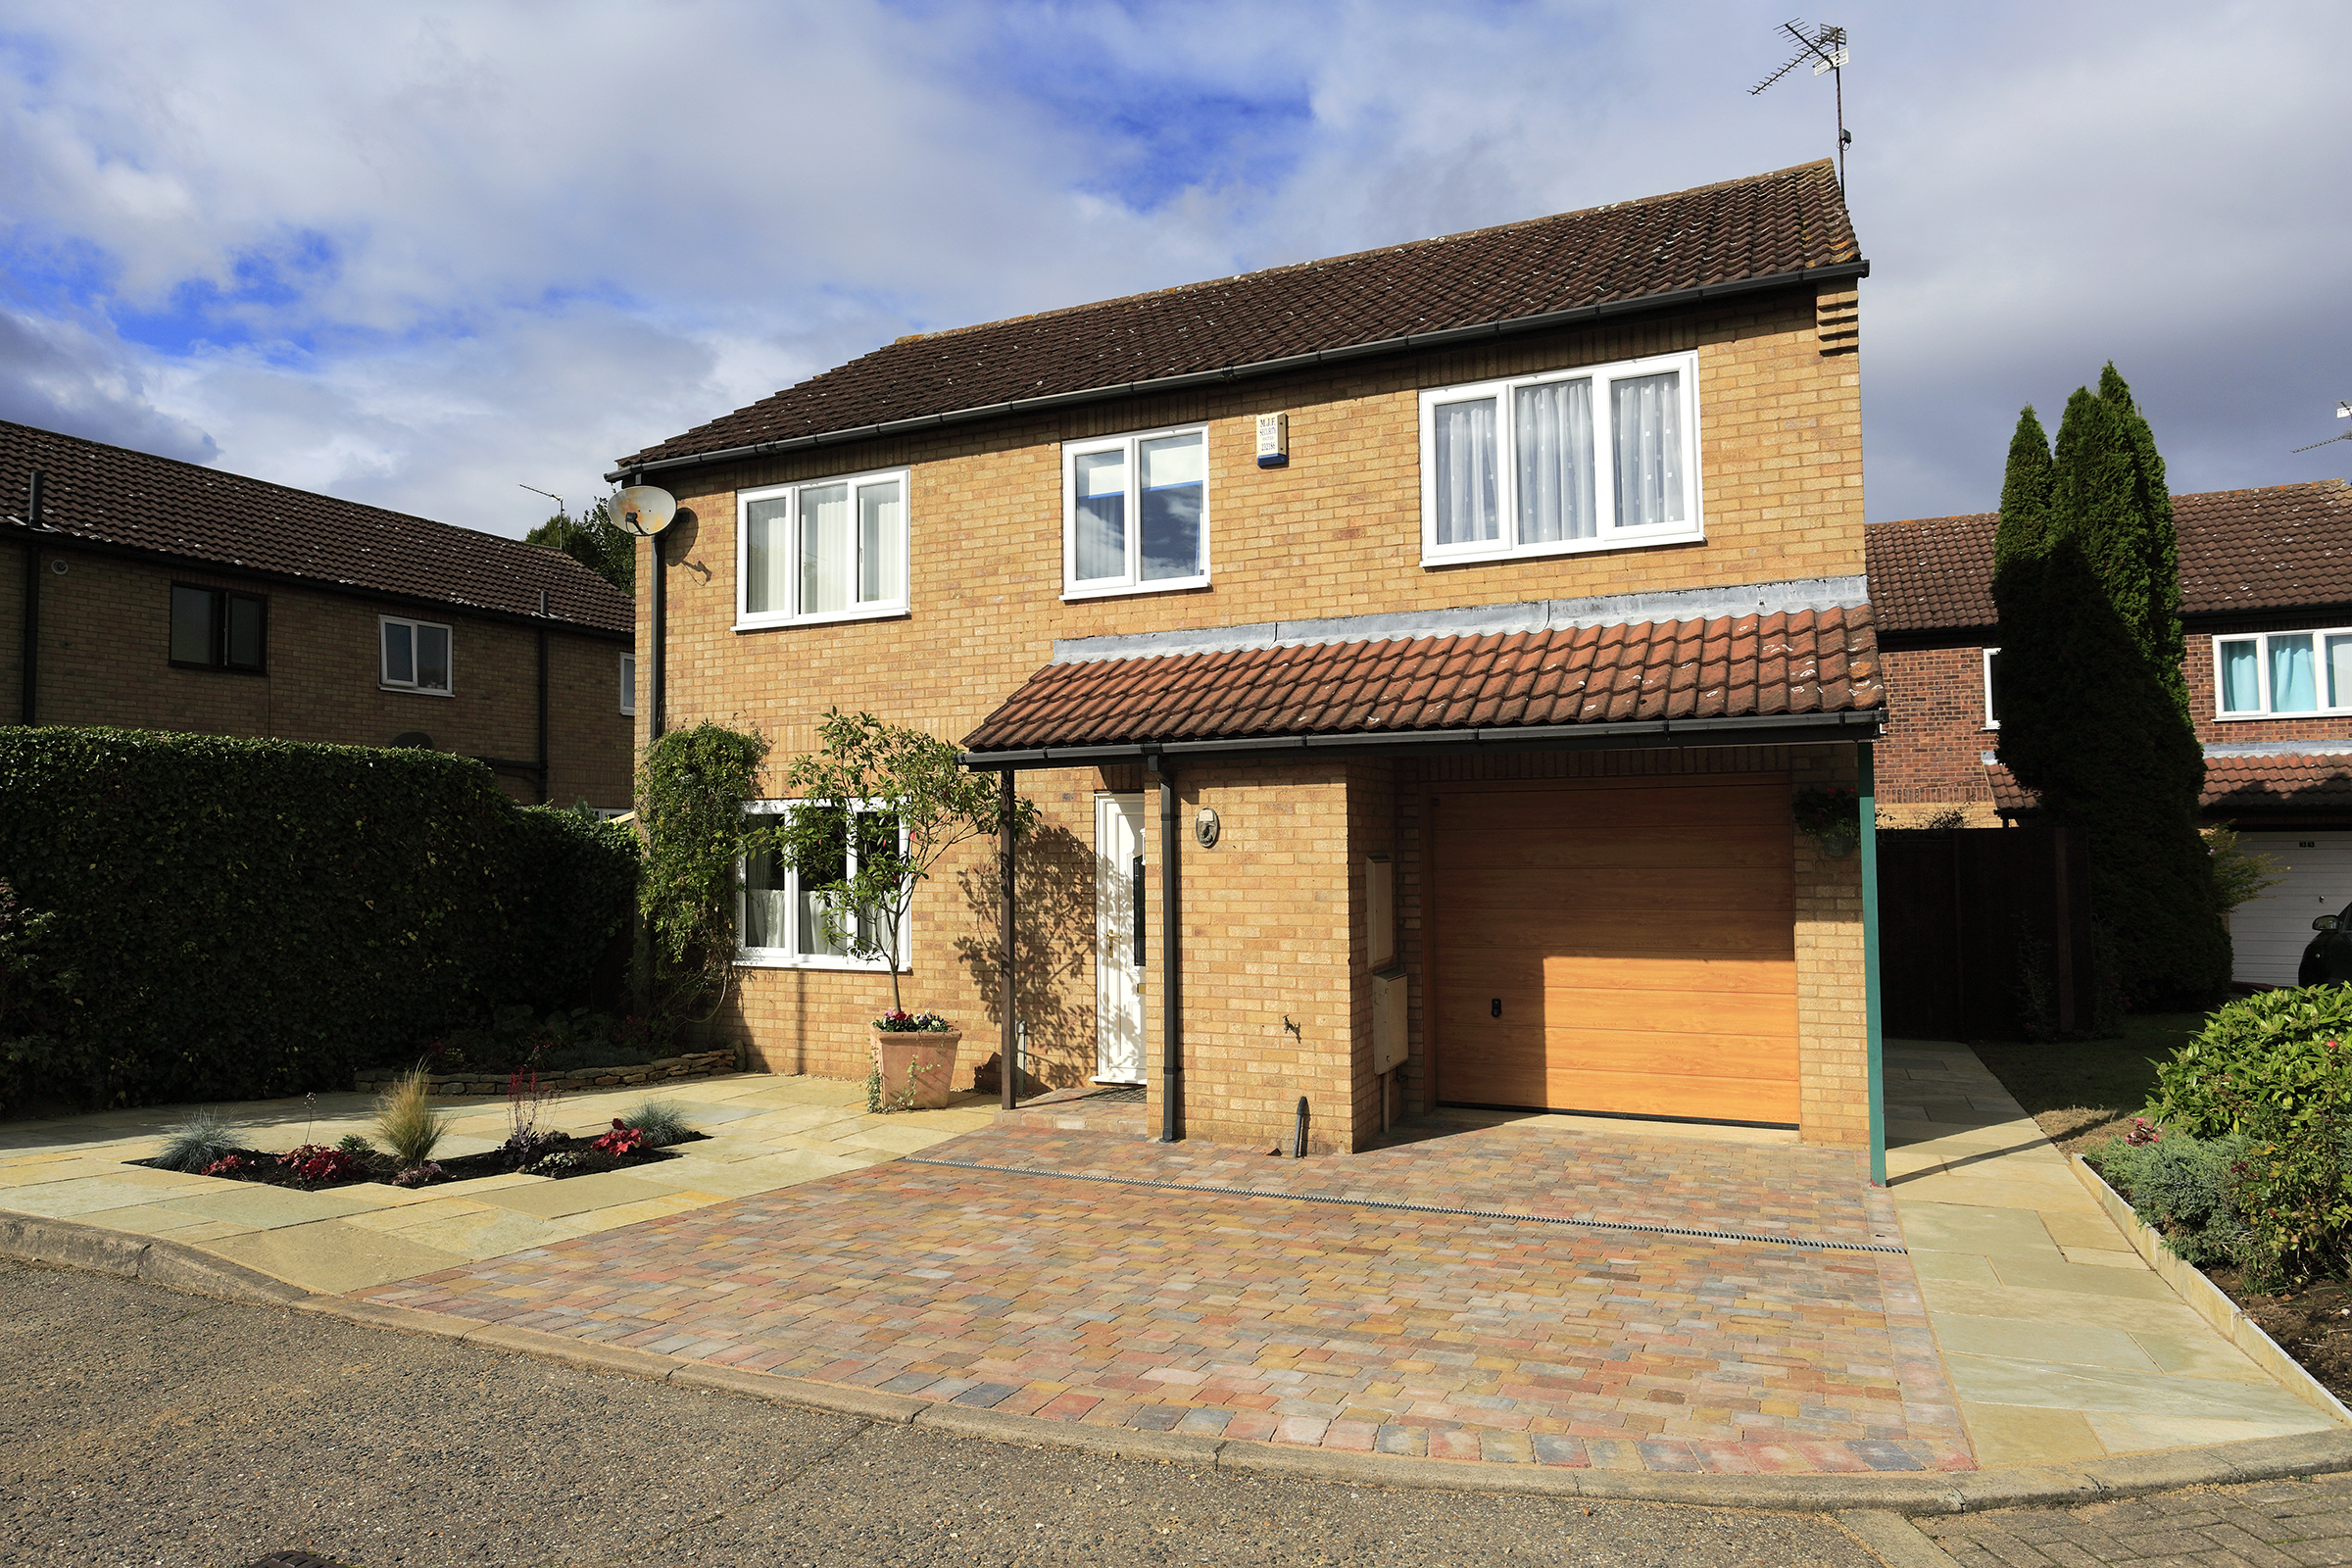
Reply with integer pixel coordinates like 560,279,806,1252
640,470,665,741
535,588,551,804
19,469,42,726
1149,749,1183,1142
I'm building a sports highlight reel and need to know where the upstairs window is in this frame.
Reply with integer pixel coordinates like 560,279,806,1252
737,467,908,628
170,584,267,672
380,615,453,695
2216,629,2352,717
1419,349,1703,564
1062,425,1208,598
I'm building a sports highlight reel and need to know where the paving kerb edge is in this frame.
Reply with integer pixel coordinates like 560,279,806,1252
2068,1152,2352,1427
1834,1510,1962,1568
14,1207,2352,1512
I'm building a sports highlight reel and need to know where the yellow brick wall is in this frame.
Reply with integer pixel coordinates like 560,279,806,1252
3,543,633,807
643,279,1868,1140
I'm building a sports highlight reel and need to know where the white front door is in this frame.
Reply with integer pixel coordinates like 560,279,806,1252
1095,793,1147,1084
2231,833,2352,986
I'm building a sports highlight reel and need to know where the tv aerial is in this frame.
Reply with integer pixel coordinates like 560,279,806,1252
2290,401,2352,454
1751,20,1850,190
614,482,678,536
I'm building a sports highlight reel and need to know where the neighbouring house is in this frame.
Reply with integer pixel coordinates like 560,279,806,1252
1,419,636,808
614,161,1886,1155
1867,478,2352,985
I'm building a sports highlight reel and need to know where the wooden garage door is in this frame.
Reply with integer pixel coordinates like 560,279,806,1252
1433,775,1799,1125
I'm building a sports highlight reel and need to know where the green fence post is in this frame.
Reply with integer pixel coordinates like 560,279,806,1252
1860,739,1886,1187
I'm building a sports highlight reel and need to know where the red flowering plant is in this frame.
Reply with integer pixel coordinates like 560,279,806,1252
872,1009,953,1033
590,1119,646,1157
275,1144,363,1188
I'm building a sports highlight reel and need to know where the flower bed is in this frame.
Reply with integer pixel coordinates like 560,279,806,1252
131,1125,702,1191
353,1049,734,1098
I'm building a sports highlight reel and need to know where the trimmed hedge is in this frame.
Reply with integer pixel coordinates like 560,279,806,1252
0,728,637,1111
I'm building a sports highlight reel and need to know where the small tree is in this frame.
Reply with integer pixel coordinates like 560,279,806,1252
526,498,636,596
773,710,1035,1014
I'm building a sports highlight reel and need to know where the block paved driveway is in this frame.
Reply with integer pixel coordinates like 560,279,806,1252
362,1115,1975,1476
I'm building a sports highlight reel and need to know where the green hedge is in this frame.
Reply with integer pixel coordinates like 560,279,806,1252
0,727,638,1111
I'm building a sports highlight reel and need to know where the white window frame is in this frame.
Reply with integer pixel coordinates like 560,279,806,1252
378,614,454,696
1983,646,2002,730
735,465,911,631
1060,421,1211,600
735,799,908,971
1417,348,1704,566
618,653,637,716
2212,628,2352,719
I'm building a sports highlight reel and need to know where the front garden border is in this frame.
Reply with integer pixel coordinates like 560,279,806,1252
352,1049,735,1098
2068,1152,2352,1427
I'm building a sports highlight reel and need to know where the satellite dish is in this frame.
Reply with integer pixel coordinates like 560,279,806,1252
614,484,677,537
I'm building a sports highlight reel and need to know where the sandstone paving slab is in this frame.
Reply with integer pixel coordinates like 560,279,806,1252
388,1207,589,1261
154,1182,393,1230
2133,1330,2279,1383
1941,1352,2333,1426
2,1175,221,1219
1918,1275,2218,1339
2057,1244,2146,1268
623,1151,871,1198
1928,1313,2162,1373
2082,1408,2339,1452
1908,1250,2000,1284
557,1194,727,1234
1983,1252,2183,1299
358,1118,1973,1476
1889,1170,2106,1215
1892,1201,2066,1257
56,1201,235,1238
1956,1402,2107,1466
206,1217,468,1294
472,1171,679,1220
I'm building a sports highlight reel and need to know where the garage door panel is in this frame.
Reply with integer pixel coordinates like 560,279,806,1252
1434,776,1798,1121
1441,865,1796,908
1433,986,1799,1038
1434,825,1794,872
1439,956,1798,996
2230,834,2352,987
1439,784,1793,832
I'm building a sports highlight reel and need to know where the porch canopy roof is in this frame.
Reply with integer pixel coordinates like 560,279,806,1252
959,605,1885,768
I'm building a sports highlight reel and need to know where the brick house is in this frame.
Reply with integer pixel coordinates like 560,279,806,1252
1866,478,2352,983
2,420,635,808
616,161,1888,1155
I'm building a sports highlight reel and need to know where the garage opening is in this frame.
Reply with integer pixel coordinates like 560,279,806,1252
1432,774,1800,1126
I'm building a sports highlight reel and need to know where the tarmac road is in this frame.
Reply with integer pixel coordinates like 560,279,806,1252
0,1257,1890,1568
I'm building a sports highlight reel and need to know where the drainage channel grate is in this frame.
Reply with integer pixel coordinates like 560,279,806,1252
903,1156,1907,1254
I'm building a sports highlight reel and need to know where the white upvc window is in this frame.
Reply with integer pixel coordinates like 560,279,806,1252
736,466,909,630
619,653,637,716
1984,647,2002,729
737,800,907,970
1061,423,1209,599
379,615,454,695
2214,628,2352,718
1418,349,1704,565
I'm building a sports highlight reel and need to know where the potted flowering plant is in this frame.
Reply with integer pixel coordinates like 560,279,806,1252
870,1009,959,1110
773,710,1036,1108
1793,784,1862,858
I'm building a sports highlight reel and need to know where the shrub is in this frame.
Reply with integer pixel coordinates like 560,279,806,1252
2091,1127,2252,1267
336,1133,374,1157
2149,985,2352,1139
622,1099,693,1148
155,1108,243,1173
276,1144,363,1188
374,1070,448,1168
0,728,638,1109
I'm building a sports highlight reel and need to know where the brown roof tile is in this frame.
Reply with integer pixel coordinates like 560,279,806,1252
1,420,631,634
1986,752,2352,816
620,161,1860,469
961,607,1882,753
1869,480,2352,635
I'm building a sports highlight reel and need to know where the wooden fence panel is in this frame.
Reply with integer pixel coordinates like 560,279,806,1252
1878,824,2093,1040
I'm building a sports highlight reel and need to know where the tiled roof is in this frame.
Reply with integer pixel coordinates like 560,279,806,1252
620,161,1860,469
1986,753,2352,816
0,420,632,635
1867,480,2352,635
962,608,1881,754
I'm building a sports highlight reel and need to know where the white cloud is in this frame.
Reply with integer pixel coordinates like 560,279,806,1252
0,0,2347,535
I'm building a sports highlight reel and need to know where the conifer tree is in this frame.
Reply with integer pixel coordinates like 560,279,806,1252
1990,392,2227,1012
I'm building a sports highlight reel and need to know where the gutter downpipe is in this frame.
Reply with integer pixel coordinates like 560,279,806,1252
1149,749,1182,1143
535,588,551,804
20,469,41,726
641,472,665,741
999,768,1018,1112
1860,740,1886,1188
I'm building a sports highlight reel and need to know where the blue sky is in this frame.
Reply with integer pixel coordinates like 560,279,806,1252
2,0,2348,537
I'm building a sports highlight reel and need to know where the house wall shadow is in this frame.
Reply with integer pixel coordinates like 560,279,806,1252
954,822,1094,1095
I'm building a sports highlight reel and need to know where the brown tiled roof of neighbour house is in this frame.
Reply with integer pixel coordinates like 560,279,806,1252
0,419,633,635
1987,754,2352,818
961,608,1882,755
1867,480,2352,637
616,161,1863,472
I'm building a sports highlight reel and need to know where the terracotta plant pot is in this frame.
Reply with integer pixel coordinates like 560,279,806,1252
872,1029,961,1109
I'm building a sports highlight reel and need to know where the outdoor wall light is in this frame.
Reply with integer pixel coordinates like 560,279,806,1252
1195,808,1221,849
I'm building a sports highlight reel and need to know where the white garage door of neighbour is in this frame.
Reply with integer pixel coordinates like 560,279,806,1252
2231,834,2352,986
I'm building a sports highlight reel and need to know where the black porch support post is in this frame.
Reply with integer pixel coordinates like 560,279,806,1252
999,767,1018,1111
